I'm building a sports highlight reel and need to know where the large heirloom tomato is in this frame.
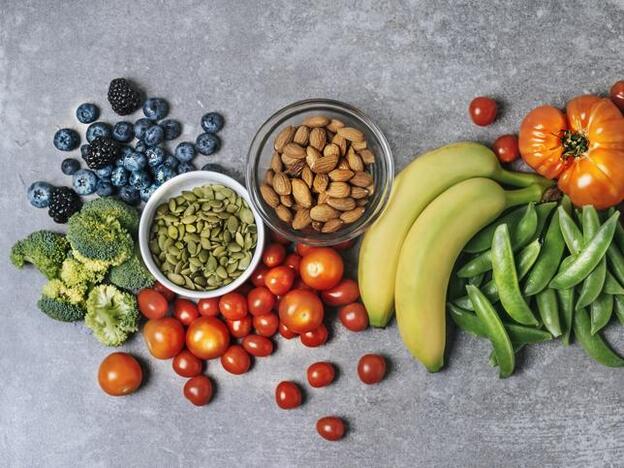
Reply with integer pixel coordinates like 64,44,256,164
519,95,624,209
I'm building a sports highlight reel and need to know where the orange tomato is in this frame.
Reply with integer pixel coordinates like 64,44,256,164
278,289,324,333
299,248,344,290
186,316,230,360
143,318,185,359
98,352,143,396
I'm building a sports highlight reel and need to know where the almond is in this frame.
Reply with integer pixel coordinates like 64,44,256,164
328,169,354,182
312,173,329,193
283,143,306,159
309,127,326,151
347,150,364,172
271,151,283,172
327,197,356,211
274,126,295,152
293,125,310,146
323,143,340,159
352,140,367,151
357,198,369,207
317,191,330,204
303,115,330,128
275,205,293,223
337,127,365,142
310,153,339,174
281,153,300,166
340,206,366,223
311,221,323,232
337,158,350,170
272,172,291,195
280,194,294,208
265,169,275,185
292,208,312,230
366,183,375,196
326,181,350,198
332,134,347,156
260,184,279,207
310,204,340,222
326,118,345,133
321,219,344,233
359,149,375,165
350,186,369,199
306,146,321,167
350,171,373,187
285,160,305,177
301,166,314,188
291,178,313,208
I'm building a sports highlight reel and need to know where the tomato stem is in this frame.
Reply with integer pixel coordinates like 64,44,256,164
561,130,589,158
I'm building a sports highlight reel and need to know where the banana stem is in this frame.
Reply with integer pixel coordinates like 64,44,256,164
494,167,553,190
504,184,545,208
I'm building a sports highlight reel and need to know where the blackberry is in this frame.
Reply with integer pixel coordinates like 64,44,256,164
84,136,120,169
48,187,82,224
108,78,142,116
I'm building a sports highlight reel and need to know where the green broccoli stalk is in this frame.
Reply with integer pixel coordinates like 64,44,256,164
80,198,139,235
84,285,139,346
108,249,154,291
37,279,87,322
10,230,70,279
60,257,108,288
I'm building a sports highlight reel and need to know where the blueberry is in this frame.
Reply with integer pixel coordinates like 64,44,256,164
146,146,166,167
123,151,147,172
27,181,54,208
53,128,80,151
95,164,114,180
134,118,153,140
86,122,112,143
80,144,90,160
140,184,159,202
61,158,80,176
175,141,196,162
119,145,134,159
154,165,176,185
112,121,134,143
177,162,195,174
111,166,129,187
143,97,169,120
72,169,98,195
75,103,99,124
163,155,179,169
195,133,220,155
143,125,164,146
134,140,148,153
115,158,124,167
160,119,182,140
129,170,152,190
119,186,140,206
96,180,114,197
200,112,224,133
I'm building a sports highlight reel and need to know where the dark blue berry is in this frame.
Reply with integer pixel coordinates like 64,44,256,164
123,151,147,172
53,128,80,151
86,122,112,143
80,144,90,160
154,165,176,185
61,158,80,176
129,170,152,190
134,118,153,140
134,140,148,153
163,155,179,169
160,119,182,140
119,186,140,206
140,184,159,202
111,166,129,187
201,112,224,133
143,125,164,146
27,181,54,208
96,180,114,197
177,162,195,174
195,133,220,155
72,169,98,195
175,141,196,162
95,165,114,180
119,145,134,159
143,97,169,120
75,103,99,124
112,121,134,143
146,146,166,167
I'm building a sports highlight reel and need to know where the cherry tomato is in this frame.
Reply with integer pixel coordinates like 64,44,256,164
137,289,169,320
333,239,355,251
279,322,297,339
469,96,497,126
300,323,328,347
275,381,302,409
220,344,252,375
610,80,624,112
242,334,274,357
357,354,386,384
172,349,203,377
183,375,213,406
226,315,253,339
284,253,301,272
98,352,143,396
186,316,230,360
153,281,176,301
247,287,276,316
307,362,336,388
264,265,296,296
253,313,279,337
270,230,291,245
143,317,185,359
197,297,220,317
316,416,346,441
279,289,324,334
219,292,248,320
236,282,253,296
173,298,199,326
338,303,369,332
320,279,360,307
492,134,520,163
299,248,344,290
262,243,287,268
251,264,270,288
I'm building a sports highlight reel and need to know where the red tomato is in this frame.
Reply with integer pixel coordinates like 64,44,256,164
469,96,498,126
296,243,317,256
98,352,142,396
357,354,386,384
143,317,185,359
275,381,302,409
338,303,369,332
186,316,230,360
153,281,176,301
172,350,203,377
284,253,301,272
333,239,355,251
242,335,274,357
183,375,213,406
197,297,220,317
263,243,287,268
299,248,344,290
137,289,169,319
300,324,328,347
219,292,248,320
226,315,253,339
220,344,252,375
279,289,324,334
173,298,199,326
307,362,336,388
321,279,360,306
253,313,279,337
492,134,520,163
247,287,276,316
316,416,346,441
251,265,269,288
610,80,624,112
270,230,291,245
264,266,296,296
279,322,297,339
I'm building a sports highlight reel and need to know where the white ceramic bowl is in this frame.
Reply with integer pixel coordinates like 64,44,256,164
138,171,265,299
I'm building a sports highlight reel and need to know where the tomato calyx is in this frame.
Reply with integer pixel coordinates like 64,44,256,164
560,129,588,158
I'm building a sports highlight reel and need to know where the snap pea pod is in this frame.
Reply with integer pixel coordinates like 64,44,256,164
491,224,539,326
576,206,607,310
573,307,624,367
614,295,624,325
465,285,515,378
608,207,624,253
556,255,576,346
464,205,526,254
527,202,557,243
447,273,467,301
489,344,525,368
536,288,561,337
467,273,486,287
606,243,624,286
590,293,613,335
604,271,624,295
557,206,583,255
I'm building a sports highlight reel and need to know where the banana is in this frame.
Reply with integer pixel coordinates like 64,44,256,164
395,178,544,371
359,142,549,328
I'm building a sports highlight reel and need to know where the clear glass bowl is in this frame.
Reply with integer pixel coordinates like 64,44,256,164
246,99,394,246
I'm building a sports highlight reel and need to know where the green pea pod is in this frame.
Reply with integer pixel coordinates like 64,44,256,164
491,224,539,326
590,293,613,335
464,205,526,254
604,271,624,295
466,285,515,378
468,273,486,287
606,243,624,286
576,206,607,310
614,295,624,325
550,212,619,290
489,343,524,368
557,287,575,346
557,206,583,255
447,273,467,301
573,307,624,367
535,288,561,337
527,202,557,243
608,207,624,253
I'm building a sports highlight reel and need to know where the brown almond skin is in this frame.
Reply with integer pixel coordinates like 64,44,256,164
347,152,364,172
275,205,293,223
293,126,310,146
272,172,292,195
350,171,373,187
313,174,329,193
292,208,312,230
326,119,345,133
326,181,350,198
306,146,322,167
303,115,330,128
283,143,306,159
332,134,347,156
280,194,294,208
328,169,354,182
340,206,366,223
301,166,314,188
260,184,279,207
309,128,326,151
327,197,356,211
352,140,367,151
323,143,340,158
271,151,283,172
350,186,369,199
310,154,339,174
274,126,295,152
321,219,344,233
359,149,375,165
337,127,365,142
291,179,313,208
310,204,340,222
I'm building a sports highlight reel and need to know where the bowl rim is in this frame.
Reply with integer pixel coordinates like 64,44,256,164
138,171,265,299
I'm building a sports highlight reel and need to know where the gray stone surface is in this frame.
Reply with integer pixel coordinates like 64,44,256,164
1,0,624,466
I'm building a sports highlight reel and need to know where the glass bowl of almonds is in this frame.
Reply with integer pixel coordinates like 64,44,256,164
247,99,394,246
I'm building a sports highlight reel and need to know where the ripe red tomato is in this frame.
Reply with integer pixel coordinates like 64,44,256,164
186,316,230,360
253,313,279,337
357,354,386,384
173,298,199,326
275,381,302,409
219,292,248,320
153,281,176,301
299,248,344,290
300,324,328,347
221,344,252,375
172,349,203,377
262,243,287,268
247,287,276,316
610,80,624,112
98,352,143,396
284,253,301,272
279,322,297,339
492,134,520,163
137,289,169,320
316,416,346,441
143,317,185,359
242,335,274,357
197,297,220,317
320,279,360,306
307,362,336,388
270,230,291,245
264,266,296,296
279,289,324,334
183,375,213,406
469,96,498,126
226,315,253,339
338,303,369,332
251,265,269,287
296,243,317,256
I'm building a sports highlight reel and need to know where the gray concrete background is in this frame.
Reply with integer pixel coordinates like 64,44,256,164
1,1,624,467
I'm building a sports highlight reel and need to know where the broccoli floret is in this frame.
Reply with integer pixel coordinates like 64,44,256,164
60,257,107,287
71,250,113,273
42,279,87,305
37,296,85,322
84,285,138,346
10,230,70,279
80,197,139,235
108,250,154,291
